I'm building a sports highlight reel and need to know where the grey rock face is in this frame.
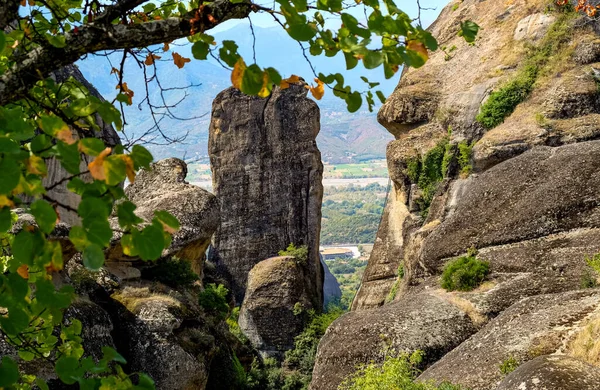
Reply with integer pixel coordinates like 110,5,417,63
421,141,600,271
321,257,342,307
108,158,220,276
418,289,600,390
209,84,324,307
310,293,477,390
239,256,314,359
494,355,600,390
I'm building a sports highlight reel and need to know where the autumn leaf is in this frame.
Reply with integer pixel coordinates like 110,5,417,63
280,75,301,89
115,82,134,105
26,155,47,176
17,264,29,279
88,147,112,181
308,78,325,100
172,52,191,69
20,0,26,6
162,42,171,51
258,73,272,98
110,67,120,75
120,155,136,183
56,128,76,145
144,53,161,66
0,195,15,208
407,40,429,61
231,58,246,89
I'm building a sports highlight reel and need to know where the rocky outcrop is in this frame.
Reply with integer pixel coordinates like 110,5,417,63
310,293,477,390
313,1,600,389
108,158,220,276
322,258,342,306
239,256,314,359
418,289,600,389
208,84,324,307
495,355,600,390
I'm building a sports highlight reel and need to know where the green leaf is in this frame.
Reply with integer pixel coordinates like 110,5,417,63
219,41,240,67
30,200,57,234
346,92,363,112
70,99,98,117
343,52,358,70
0,305,29,335
130,145,153,169
458,20,480,43
78,138,105,156
55,356,79,385
104,155,126,186
192,41,210,60
47,35,67,48
79,197,110,221
12,230,36,265
36,378,50,390
0,357,19,387
117,201,144,228
135,374,156,389
132,224,165,261
265,67,282,86
56,141,81,175
240,64,264,96
154,210,180,232
69,225,89,251
83,244,105,270
0,158,20,194
287,23,317,41
363,51,383,69
0,207,12,232
84,219,112,247
0,31,6,53
101,346,127,364
376,90,386,104
0,137,20,154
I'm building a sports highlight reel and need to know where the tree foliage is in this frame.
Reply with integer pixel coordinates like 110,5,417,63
0,0,480,387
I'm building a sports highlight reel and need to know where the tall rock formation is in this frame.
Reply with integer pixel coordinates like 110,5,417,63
311,1,600,389
208,83,324,308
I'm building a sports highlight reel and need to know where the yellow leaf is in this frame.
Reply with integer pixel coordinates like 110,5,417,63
407,40,429,61
144,53,161,66
0,195,15,208
280,75,301,89
120,155,136,183
231,58,246,90
88,147,112,182
309,78,325,100
17,264,29,279
258,73,272,98
56,128,76,145
26,155,47,176
172,52,191,69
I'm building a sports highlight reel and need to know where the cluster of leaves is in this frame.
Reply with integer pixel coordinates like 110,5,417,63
141,256,199,288
244,357,307,390
441,255,490,292
339,350,465,390
226,306,249,344
198,283,230,320
279,244,309,265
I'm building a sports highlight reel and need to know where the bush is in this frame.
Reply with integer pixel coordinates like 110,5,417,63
227,307,248,344
499,356,519,375
141,256,199,288
279,244,308,265
339,350,464,390
457,141,473,177
198,283,230,320
441,256,490,292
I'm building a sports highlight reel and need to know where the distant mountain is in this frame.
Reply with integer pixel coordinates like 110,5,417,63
77,23,395,164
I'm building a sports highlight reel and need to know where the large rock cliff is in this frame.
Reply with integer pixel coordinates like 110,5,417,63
311,1,600,389
208,84,324,308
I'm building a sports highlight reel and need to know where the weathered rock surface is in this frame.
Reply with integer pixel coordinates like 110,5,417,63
321,257,342,306
208,84,324,306
494,355,600,390
239,256,314,359
310,293,477,390
108,158,220,276
418,290,600,390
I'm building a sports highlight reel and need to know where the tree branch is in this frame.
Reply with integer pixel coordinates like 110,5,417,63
0,0,253,106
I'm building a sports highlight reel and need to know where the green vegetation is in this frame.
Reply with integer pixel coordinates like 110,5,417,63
582,254,600,288
279,244,309,265
320,183,386,245
198,284,230,320
457,141,474,177
242,307,344,390
499,356,519,375
385,263,404,304
476,10,575,129
227,307,249,344
327,257,368,309
441,256,490,292
141,257,199,288
339,350,465,390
